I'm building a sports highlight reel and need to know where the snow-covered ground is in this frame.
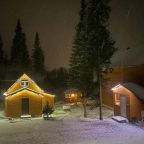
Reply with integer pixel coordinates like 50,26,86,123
53,102,114,120
0,103,144,144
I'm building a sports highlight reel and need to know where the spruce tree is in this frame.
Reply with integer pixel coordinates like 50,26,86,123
0,34,7,85
0,34,4,64
70,0,87,90
10,19,31,68
70,0,117,119
20,33,31,67
32,32,45,74
70,0,90,117
0,34,8,66
86,0,117,120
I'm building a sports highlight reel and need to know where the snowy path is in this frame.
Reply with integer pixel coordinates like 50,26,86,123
0,118,144,144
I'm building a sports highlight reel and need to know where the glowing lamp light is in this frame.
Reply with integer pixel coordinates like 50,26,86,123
71,93,75,97
3,92,8,96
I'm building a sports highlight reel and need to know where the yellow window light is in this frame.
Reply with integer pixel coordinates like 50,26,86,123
71,93,75,97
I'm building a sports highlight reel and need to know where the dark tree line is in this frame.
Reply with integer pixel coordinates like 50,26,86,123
0,19,69,101
44,67,69,101
0,19,45,82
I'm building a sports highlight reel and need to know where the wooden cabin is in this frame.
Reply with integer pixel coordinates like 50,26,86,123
4,74,55,118
112,83,144,120
64,89,82,103
102,65,144,120
102,65,144,108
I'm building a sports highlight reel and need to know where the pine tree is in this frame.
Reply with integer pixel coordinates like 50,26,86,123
86,0,116,68
70,0,117,119
21,33,31,67
70,0,90,117
32,32,45,74
0,34,7,85
0,34,8,65
70,0,87,89
0,34,4,64
86,0,117,120
10,19,31,68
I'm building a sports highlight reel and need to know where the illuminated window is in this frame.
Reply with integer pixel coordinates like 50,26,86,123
21,80,29,87
115,93,120,105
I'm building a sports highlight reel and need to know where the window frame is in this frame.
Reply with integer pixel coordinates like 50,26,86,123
21,80,29,87
115,93,120,105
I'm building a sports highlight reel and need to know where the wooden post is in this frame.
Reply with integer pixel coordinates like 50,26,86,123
99,75,103,120
82,92,87,118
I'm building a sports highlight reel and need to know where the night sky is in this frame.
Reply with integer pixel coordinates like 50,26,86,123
0,0,144,70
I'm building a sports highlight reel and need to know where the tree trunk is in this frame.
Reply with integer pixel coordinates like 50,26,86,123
82,92,87,118
99,75,103,120
47,113,48,119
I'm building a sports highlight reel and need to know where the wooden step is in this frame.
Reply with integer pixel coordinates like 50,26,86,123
21,115,31,118
112,116,128,123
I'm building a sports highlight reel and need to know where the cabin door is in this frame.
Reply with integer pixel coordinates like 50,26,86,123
120,95,127,118
22,98,29,115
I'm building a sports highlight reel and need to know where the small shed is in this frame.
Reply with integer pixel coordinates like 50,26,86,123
4,74,55,118
64,89,82,103
112,83,144,120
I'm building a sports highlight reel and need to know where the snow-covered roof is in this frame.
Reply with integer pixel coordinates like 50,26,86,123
121,83,144,100
4,87,44,97
5,73,44,94
118,83,144,100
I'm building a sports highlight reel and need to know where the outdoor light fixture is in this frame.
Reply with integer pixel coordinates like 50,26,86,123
3,92,7,96
71,93,75,97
